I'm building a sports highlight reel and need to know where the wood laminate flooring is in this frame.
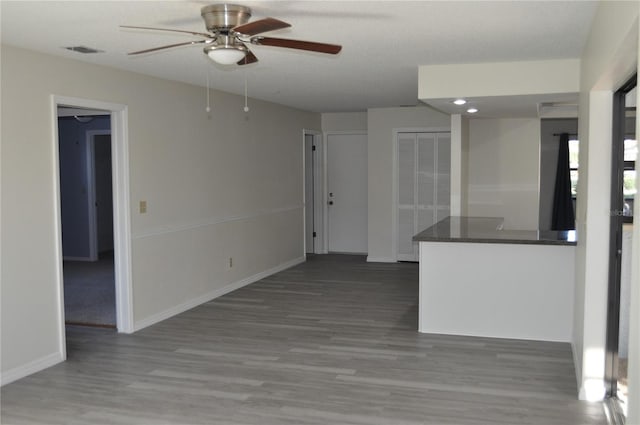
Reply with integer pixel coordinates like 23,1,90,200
1,254,606,425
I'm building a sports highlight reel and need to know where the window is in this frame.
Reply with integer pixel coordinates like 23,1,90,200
566,138,636,204
566,137,635,208
623,138,637,219
569,138,579,197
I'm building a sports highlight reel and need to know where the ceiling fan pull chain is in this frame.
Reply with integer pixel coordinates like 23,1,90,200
205,69,211,113
244,73,250,113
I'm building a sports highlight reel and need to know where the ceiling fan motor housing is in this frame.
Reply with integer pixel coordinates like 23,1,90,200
201,4,251,32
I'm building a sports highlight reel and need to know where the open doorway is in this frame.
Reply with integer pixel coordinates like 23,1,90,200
606,75,637,419
53,96,134,344
58,112,115,327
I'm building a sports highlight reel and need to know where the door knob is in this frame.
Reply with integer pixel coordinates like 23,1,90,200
328,201,334,205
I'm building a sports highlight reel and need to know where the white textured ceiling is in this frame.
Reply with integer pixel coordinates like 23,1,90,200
1,1,597,113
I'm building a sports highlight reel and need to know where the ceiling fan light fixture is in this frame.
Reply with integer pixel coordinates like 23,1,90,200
126,4,342,67
205,44,247,65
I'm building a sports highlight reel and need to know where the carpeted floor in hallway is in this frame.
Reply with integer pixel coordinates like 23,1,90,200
63,251,116,327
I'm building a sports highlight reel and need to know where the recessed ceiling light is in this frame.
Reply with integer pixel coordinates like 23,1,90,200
453,99,467,105
467,108,478,114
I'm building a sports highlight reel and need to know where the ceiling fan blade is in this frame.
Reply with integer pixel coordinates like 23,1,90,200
232,18,291,36
128,40,207,55
120,25,213,39
238,50,259,66
252,37,342,54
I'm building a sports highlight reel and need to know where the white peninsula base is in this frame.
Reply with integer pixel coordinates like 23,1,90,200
418,241,575,342
414,217,577,342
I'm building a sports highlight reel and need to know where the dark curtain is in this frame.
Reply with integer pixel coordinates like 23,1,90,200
552,132,575,230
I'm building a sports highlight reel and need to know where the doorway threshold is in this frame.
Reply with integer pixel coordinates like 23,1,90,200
65,322,116,329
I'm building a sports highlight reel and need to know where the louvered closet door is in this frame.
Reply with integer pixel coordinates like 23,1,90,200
397,134,417,261
417,134,437,236
396,132,451,262
436,133,451,222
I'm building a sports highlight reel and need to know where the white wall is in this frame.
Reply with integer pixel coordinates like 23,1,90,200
321,112,367,132
466,118,540,230
574,2,639,417
367,106,450,262
419,59,580,100
1,45,320,382
450,115,469,216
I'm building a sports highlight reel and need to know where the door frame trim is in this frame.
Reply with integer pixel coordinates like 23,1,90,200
53,95,134,342
605,74,636,398
302,129,324,255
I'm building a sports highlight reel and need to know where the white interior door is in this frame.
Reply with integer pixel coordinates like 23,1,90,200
327,133,368,253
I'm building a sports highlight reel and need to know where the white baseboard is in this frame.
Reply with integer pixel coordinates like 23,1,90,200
1,351,64,387
134,256,306,332
366,256,397,263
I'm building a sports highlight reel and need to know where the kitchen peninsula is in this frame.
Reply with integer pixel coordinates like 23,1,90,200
413,216,576,342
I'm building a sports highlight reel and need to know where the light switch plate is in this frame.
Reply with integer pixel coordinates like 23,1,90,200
139,200,147,214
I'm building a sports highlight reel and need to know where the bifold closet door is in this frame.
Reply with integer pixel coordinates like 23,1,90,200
397,134,417,261
436,133,451,223
417,134,437,236
396,132,450,262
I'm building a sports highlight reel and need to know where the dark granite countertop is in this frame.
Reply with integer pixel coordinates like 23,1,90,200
413,216,577,246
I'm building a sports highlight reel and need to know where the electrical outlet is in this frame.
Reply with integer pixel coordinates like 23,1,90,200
139,201,147,214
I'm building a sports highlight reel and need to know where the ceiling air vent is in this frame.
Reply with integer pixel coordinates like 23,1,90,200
538,102,578,119
63,46,104,54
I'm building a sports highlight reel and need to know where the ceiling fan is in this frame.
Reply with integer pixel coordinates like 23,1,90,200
121,3,342,66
